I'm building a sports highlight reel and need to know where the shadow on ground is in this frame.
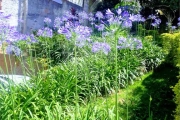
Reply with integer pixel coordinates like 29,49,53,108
128,63,179,120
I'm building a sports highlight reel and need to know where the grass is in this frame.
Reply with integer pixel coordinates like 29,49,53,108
83,63,178,120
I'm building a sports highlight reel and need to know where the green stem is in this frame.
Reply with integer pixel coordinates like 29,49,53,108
74,35,78,120
115,32,118,120
126,49,130,120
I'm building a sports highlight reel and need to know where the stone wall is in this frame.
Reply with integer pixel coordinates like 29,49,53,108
1,0,83,34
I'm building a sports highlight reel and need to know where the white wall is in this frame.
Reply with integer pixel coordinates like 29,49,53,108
1,0,20,27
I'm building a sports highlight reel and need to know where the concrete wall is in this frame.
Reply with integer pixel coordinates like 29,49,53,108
2,0,83,34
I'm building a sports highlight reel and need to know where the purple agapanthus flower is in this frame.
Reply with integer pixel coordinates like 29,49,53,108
95,11,104,20
178,17,180,21
117,36,143,50
171,26,177,30
54,17,63,29
117,8,122,15
29,34,37,43
44,17,52,24
118,36,126,44
106,9,114,19
148,14,156,19
78,11,88,20
89,13,95,22
92,42,111,55
95,24,105,31
74,25,92,38
129,14,143,22
37,27,53,38
140,17,146,22
73,25,92,47
121,11,130,19
6,45,21,56
133,38,143,49
107,17,121,25
122,19,132,28
58,27,72,39
178,22,180,27
151,18,161,28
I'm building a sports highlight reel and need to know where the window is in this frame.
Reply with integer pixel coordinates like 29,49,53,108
52,0,62,4
68,0,83,7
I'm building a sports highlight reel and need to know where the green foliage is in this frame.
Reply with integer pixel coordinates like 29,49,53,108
30,33,75,66
160,32,180,67
130,63,178,120
115,0,141,14
138,0,179,11
173,78,180,120
160,32,180,119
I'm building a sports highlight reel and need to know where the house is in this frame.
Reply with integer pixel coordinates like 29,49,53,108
0,0,91,34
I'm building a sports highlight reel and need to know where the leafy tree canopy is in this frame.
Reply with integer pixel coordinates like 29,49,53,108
139,0,179,11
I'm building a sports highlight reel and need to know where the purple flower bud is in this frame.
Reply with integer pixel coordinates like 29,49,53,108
106,9,114,15
106,9,114,19
121,11,130,18
117,8,122,15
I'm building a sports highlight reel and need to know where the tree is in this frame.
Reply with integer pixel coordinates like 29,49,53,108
139,0,179,11
94,0,120,11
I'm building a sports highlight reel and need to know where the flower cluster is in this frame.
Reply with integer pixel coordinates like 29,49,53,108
37,27,53,38
148,14,156,20
44,17,52,24
151,18,161,28
93,8,146,31
92,42,111,55
95,11,104,20
118,36,142,50
6,44,21,56
129,14,145,22
0,12,38,56
178,17,180,27
57,19,92,47
74,25,92,47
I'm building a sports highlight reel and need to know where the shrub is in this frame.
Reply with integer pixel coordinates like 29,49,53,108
173,78,180,120
160,32,180,119
160,32,180,66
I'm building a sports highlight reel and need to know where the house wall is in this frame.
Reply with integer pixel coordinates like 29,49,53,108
1,0,83,34
26,0,83,34
1,0,20,27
